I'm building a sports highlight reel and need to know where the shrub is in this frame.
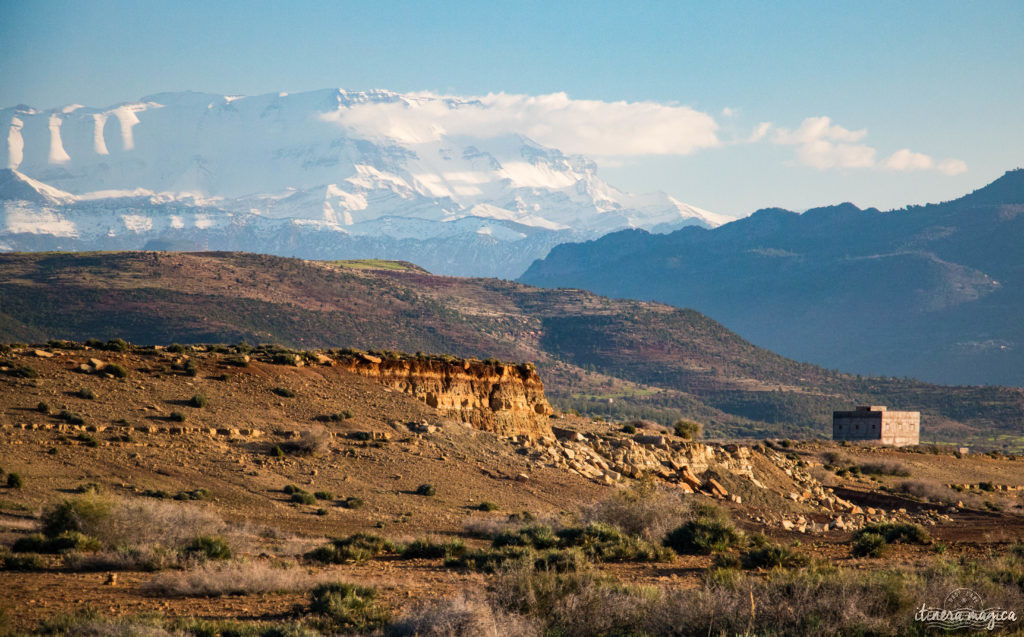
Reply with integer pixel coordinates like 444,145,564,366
272,387,296,398
852,532,888,557
284,426,330,456
183,535,232,560
493,525,559,550
402,538,467,560
622,424,637,434
740,544,809,569
2,364,39,378
270,445,285,458
6,473,23,489
585,479,687,541
59,410,85,425
673,419,702,439
173,488,211,501
105,363,128,378
183,359,198,377
76,387,96,400
103,339,129,352
36,401,51,414
41,496,113,537
478,501,500,512
854,522,930,546
859,461,911,477
76,433,100,448
291,491,317,505
416,483,437,496
313,491,334,501
308,582,390,631
13,532,100,554
319,411,354,422
663,517,743,555
167,343,188,353
446,546,536,573
1,553,47,571
556,523,672,563
169,411,186,422
340,497,364,509
187,393,207,408
305,534,398,564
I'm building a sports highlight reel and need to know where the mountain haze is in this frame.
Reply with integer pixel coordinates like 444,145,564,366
521,170,1024,387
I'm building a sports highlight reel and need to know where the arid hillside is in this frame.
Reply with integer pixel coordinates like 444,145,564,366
0,343,1022,635
0,251,1021,447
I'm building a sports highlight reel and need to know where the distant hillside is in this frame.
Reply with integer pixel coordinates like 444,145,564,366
521,169,1024,388
1,251,1022,448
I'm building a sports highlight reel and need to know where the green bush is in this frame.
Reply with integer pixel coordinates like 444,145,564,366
169,412,186,422
663,518,743,555
493,524,559,550
853,523,930,546
184,535,232,560
13,532,100,554
478,501,500,511
305,534,398,564
76,387,96,400
446,546,535,573
415,483,436,496
103,339,129,352
6,473,23,489
1,553,47,571
622,424,637,434
36,401,51,414
740,545,809,569
59,410,85,425
41,496,113,538
557,523,673,563
76,433,100,448
187,394,207,408
291,491,317,505
105,363,128,378
401,538,466,559
270,445,285,458
167,343,188,353
183,359,198,377
340,497,364,509
852,532,889,557
272,387,296,398
308,582,390,631
313,491,334,501
673,419,702,439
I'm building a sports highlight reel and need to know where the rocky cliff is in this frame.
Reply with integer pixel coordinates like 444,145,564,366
337,353,553,438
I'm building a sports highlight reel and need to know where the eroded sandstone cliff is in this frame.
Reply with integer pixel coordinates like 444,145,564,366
337,353,553,438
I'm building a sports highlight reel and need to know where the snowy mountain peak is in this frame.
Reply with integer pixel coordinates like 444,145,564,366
2,88,724,277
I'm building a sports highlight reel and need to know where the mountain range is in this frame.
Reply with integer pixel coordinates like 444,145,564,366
1,89,724,277
1,251,1021,447
521,169,1024,387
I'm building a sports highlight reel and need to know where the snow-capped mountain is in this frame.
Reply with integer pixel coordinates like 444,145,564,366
1,89,725,276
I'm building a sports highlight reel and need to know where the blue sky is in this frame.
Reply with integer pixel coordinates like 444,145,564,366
2,0,1022,216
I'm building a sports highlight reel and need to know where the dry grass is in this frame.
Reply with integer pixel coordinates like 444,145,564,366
895,480,980,507
143,561,323,597
583,479,687,541
389,595,536,637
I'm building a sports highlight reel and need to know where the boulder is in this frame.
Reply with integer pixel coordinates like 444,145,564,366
33,349,54,358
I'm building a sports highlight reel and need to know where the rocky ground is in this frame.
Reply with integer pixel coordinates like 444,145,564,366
1,343,1022,634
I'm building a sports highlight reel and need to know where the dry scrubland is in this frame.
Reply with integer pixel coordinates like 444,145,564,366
0,342,1023,636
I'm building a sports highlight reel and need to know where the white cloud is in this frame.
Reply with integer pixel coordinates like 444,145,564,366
762,116,966,175
321,91,720,157
937,158,968,176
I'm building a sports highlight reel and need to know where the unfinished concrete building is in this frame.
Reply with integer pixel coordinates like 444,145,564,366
832,405,920,446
